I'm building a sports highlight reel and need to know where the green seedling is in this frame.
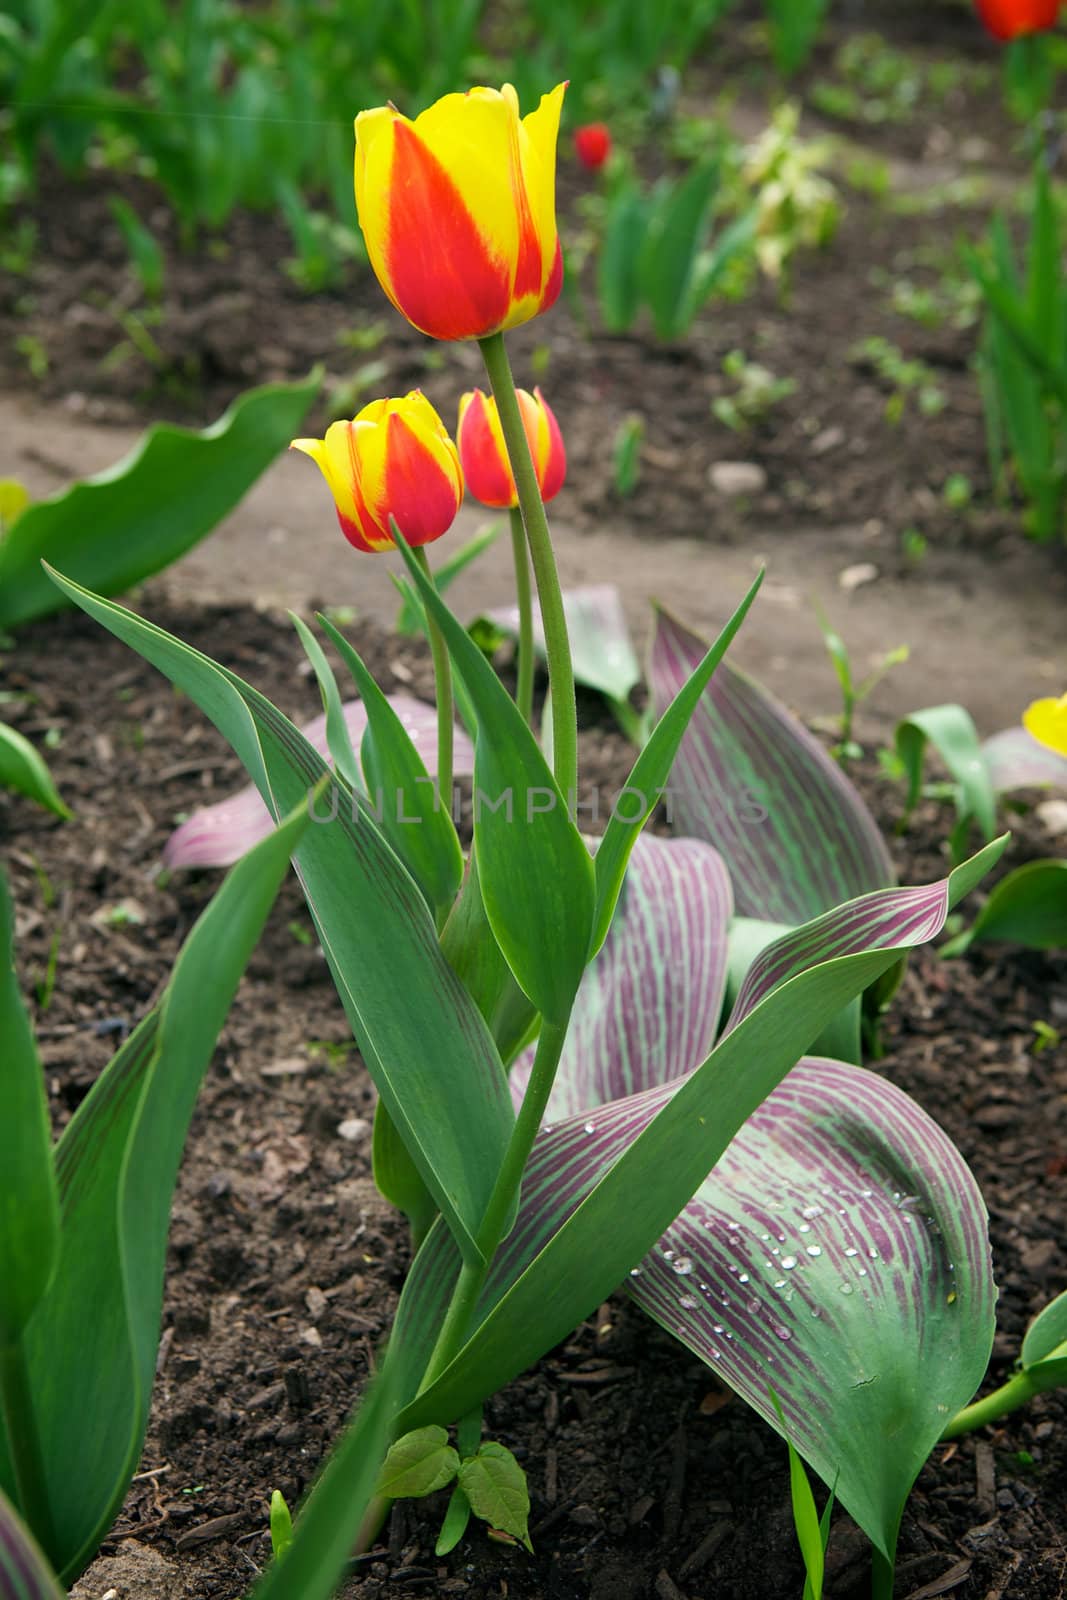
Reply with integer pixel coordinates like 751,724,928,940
850,336,946,424
613,413,645,496
713,350,796,433
815,608,909,763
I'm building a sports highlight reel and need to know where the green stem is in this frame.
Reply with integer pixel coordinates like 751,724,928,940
941,1349,1067,1439
415,1018,569,1396
871,1548,895,1600
479,331,577,809
412,546,453,830
0,1340,54,1555
508,505,535,727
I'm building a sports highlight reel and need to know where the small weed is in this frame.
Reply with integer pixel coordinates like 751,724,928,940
713,350,796,433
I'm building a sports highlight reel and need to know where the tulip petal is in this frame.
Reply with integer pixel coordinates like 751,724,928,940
383,412,463,546
458,390,516,508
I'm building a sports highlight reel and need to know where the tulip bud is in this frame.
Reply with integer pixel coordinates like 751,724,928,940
574,122,612,171
457,387,566,509
292,392,462,554
975,0,1059,39
354,83,566,342
1023,693,1067,757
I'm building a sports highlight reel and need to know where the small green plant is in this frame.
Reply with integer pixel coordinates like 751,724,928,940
612,413,645,495
1032,1020,1061,1053
108,198,165,301
742,103,840,288
815,610,909,763
712,350,796,433
269,1490,293,1561
942,473,973,509
850,336,947,425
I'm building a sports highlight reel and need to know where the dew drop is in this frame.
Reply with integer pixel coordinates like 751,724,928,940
867,1248,879,1260
776,1234,786,1243
583,1121,595,1134
672,1256,694,1277
781,1255,798,1270
711,1349,723,1360
629,1266,642,1277
746,1298,760,1314
773,1324,792,1341
802,1204,825,1220
773,1279,787,1289
738,1273,750,1284
857,1268,868,1277
806,1245,822,1257
712,1324,724,1334
810,1306,822,1318
663,1249,676,1261
861,1189,873,1198
798,1224,811,1234
839,1282,854,1295
678,1294,699,1310
844,1248,858,1258
760,1232,770,1242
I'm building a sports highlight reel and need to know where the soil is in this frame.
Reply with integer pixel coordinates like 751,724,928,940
4,596,1067,1600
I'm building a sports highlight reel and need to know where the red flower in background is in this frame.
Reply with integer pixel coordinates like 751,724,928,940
574,122,612,170
975,0,1060,40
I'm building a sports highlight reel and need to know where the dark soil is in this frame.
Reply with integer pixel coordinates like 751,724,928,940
3,595,1066,1600
1,2,1057,583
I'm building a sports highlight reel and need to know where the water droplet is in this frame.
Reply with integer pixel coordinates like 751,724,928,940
839,1282,854,1295
798,1224,811,1234
860,1188,873,1198
738,1273,750,1284
806,1245,822,1257
773,1324,792,1341
776,1233,786,1242
672,1256,694,1277
760,1232,770,1242
727,1263,738,1275
857,1268,868,1277
583,1121,595,1134
802,1204,824,1220
947,1290,957,1305
629,1266,642,1277
844,1247,858,1258
678,1294,699,1310
811,1307,821,1318
773,1279,787,1289
781,1255,798,1270
867,1248,879,1260
711,1349,723,1361
712,1324,724,1335
727,1221,741,1233
746,1298,760,1314
663,1249,675,1261
724,1331,734,1340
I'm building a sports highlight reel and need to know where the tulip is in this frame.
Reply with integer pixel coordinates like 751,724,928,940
574,122,612,171
975,0,1060,39
1023,692,1067,756
457,387,566,509
354,83,566,342
291,392,462,554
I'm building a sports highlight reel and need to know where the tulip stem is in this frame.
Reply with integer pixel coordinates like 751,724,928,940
479,332,577,807
412,547,454,834
508,506,535,726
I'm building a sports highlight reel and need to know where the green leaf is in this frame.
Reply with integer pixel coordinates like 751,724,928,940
1,798,313,1580
942,860,1067,955
289,616,362,794
269,1491,293,1561
1022,1288,1067,1369
249,1360,398,1600
895,705,998,845
485,585,641,706
770,1391,824,1600
0,375,321,629
376,1427,459,1499
372,1100,438,1247
394,533,595,1024
457,1443,531,1551
43,568,514,1269
597,183,648,333
0,1487,64,1600
0,723,70,819
435,1485,472,1556
439,856,536,1065
0,873,60,1345
395,521,503,636
641,157,721,340
317,613,464,921
724,916,861,1064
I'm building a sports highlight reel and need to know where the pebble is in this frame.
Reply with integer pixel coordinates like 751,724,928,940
838,561,879,592
709,460,767,497
811,425,844,455
1036,799,1067,837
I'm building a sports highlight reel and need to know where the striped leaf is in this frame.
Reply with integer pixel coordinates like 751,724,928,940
486,585,641,705
164,695,475,870
629,1057,993,1560
941,859,1067,955
45,570,513,1269
649,610,893,923
396,846,1001,1468
510,834,732,1118
980,726,1067,794
0,1489,63,1600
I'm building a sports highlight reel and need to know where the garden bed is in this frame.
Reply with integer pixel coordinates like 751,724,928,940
4,597,1066,1600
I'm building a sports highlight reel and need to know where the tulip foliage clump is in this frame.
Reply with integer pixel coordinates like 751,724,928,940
2,77,1048,1600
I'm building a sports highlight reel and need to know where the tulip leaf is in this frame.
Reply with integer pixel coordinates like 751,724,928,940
0,797,313,1581
376,1427,459,1499
485,584,641,706
394,532,595,1025
439,855,537,1065
317,613,464,921
980,727,1067,794
895,704,998,844
163,695,474,871
649,609,894,924
940,859,1067,956
590,574,761,956
0,1488,64,1600
289,615,363,794
43,569,514,1269
511,834,732,1119
724,917,862,1065
0,723,71,820
394,520,503,637
0,873,60,1346
396,845,1002,1462
0,375,321,629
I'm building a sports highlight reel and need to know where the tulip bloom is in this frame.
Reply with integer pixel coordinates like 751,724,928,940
1023,692,1067,756
354,83,566,342
574,122,612,171
292,392,462,554
975,0,1060,39
457,387,566,508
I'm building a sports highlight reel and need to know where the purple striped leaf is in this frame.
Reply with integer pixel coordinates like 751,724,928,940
486,585,641,706
510,833,733,1118
981,727,1067,794
629,1056,993,1558
649,609,894,922
163,696,475,869
0,1490,63,1600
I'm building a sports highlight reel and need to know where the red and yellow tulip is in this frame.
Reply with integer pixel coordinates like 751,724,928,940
1023,692,1067,757
457,387,566,508
354,83,566,342
975,0,1060,39
291,392,462,554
